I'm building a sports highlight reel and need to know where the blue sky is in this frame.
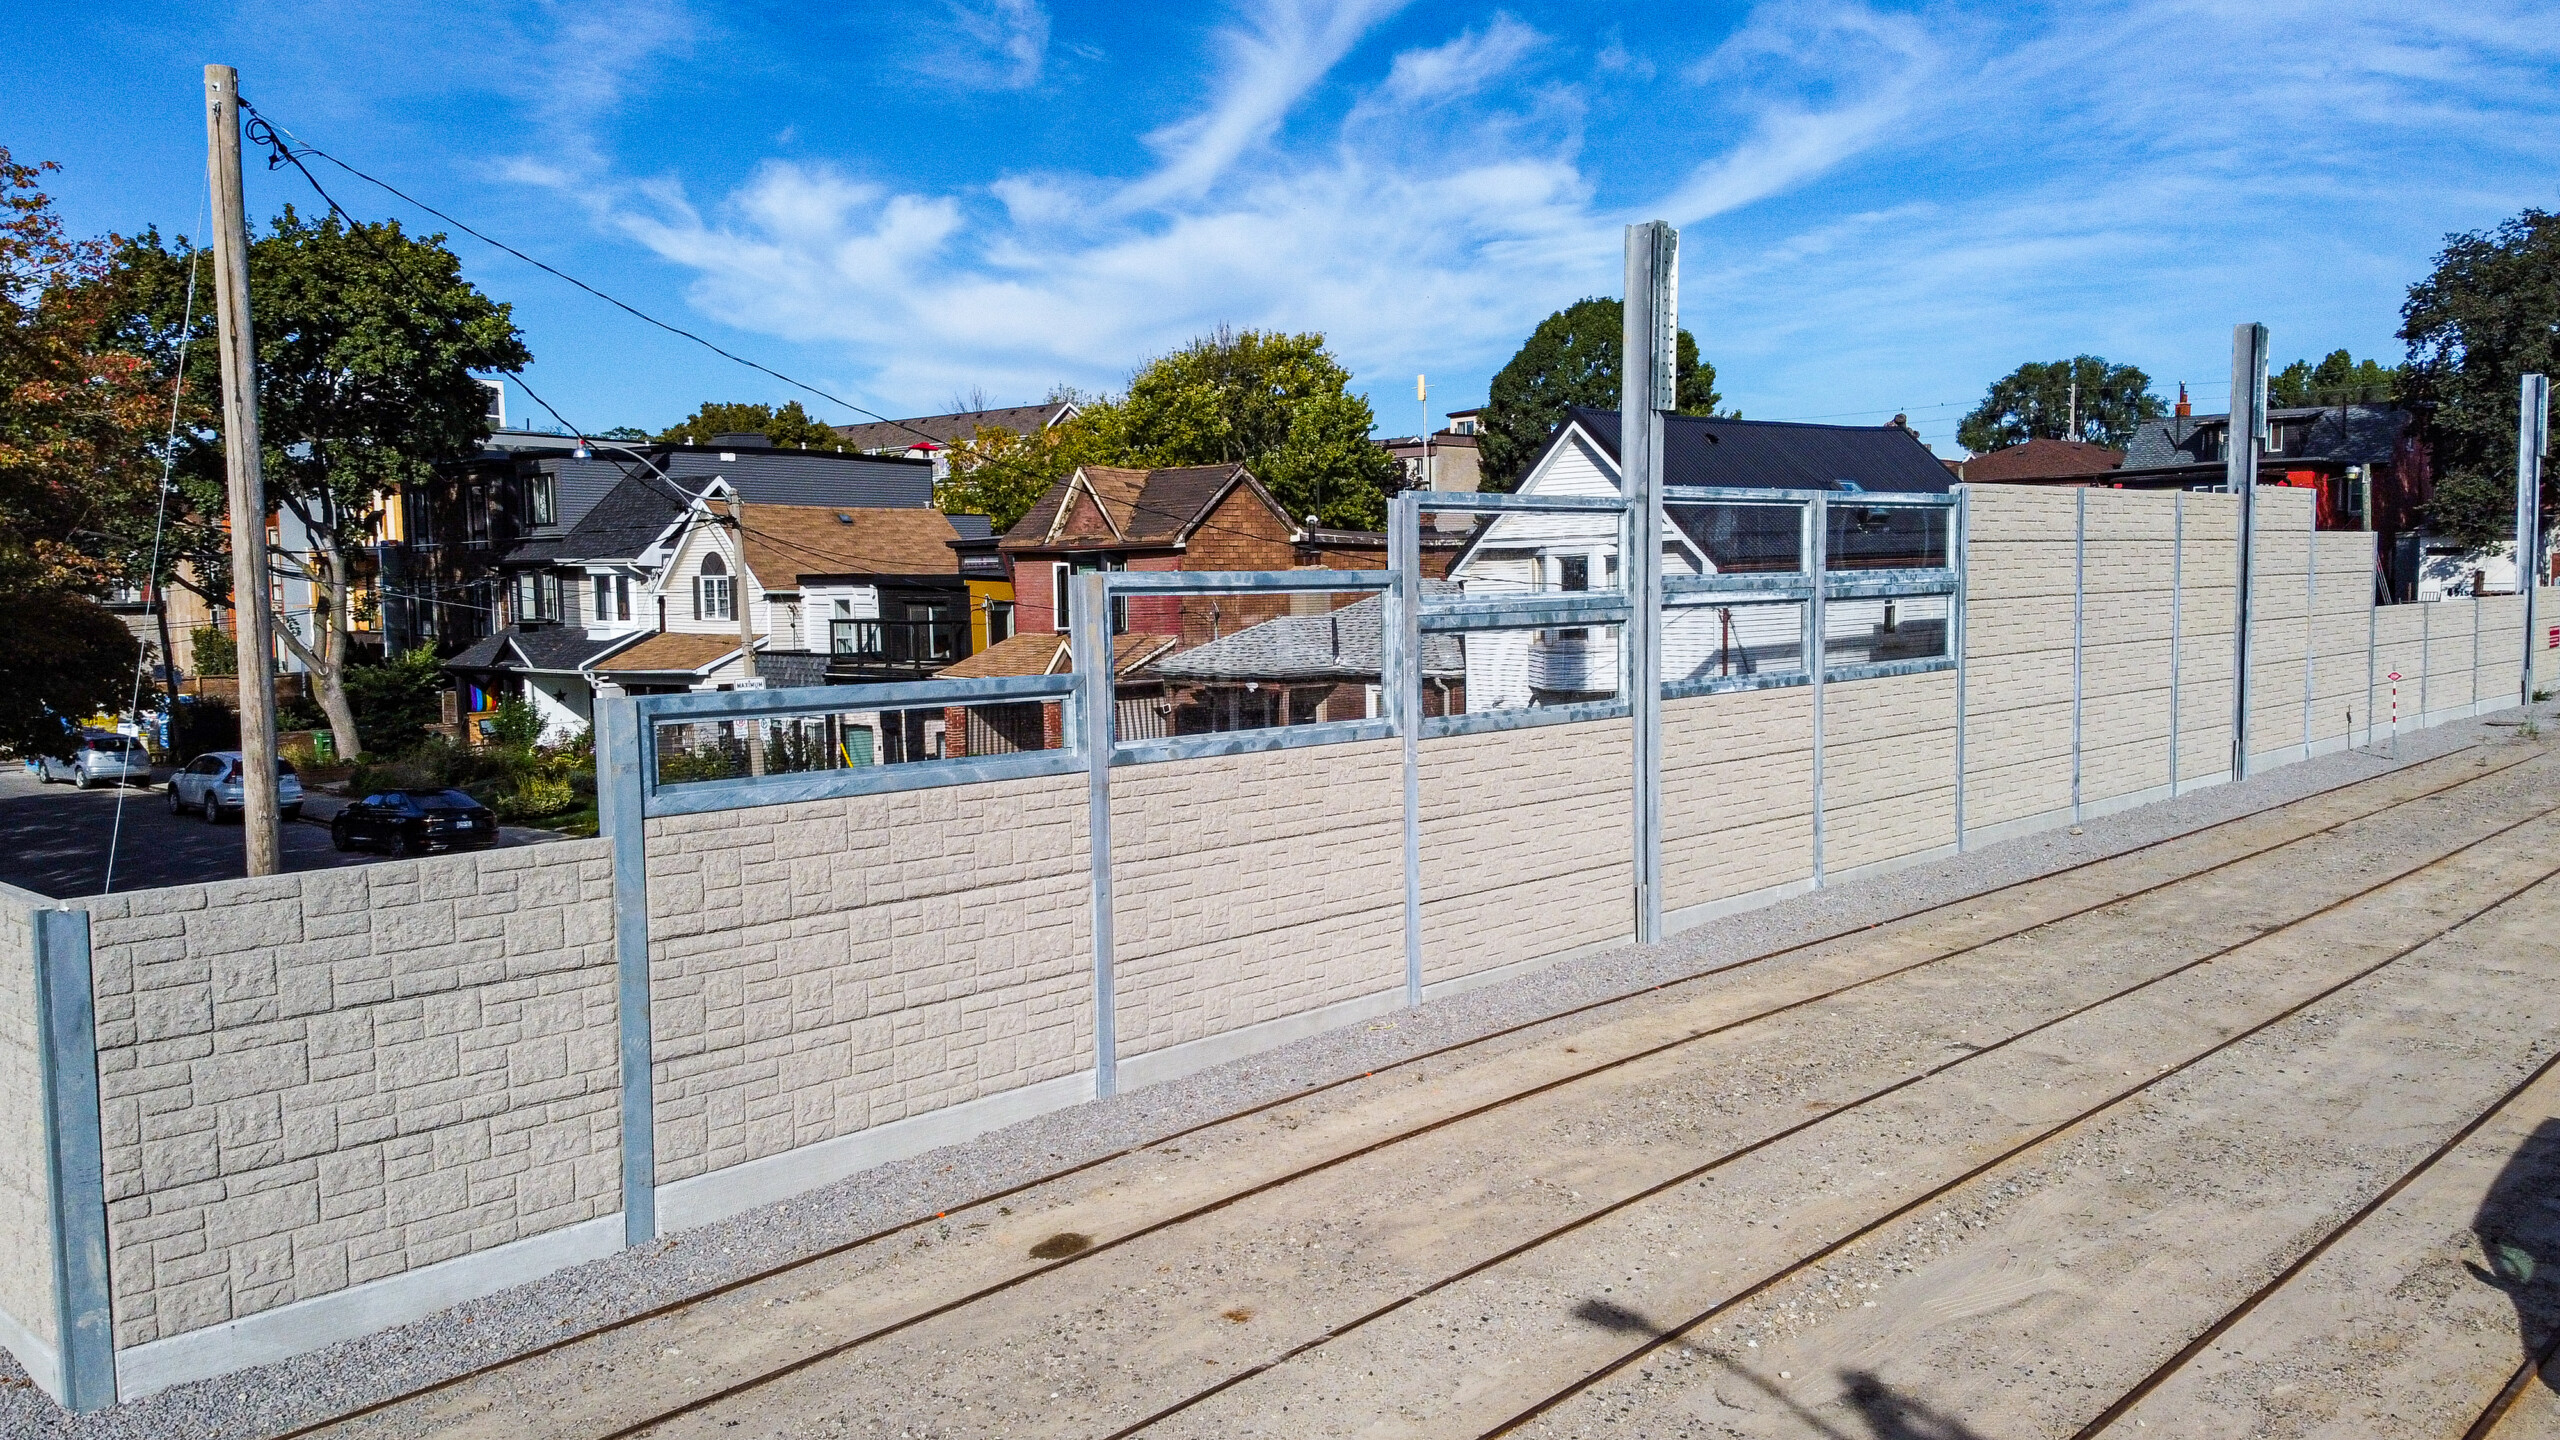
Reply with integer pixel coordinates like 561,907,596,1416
9,1,2558,455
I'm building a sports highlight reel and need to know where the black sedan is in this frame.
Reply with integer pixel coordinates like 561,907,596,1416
331,788,499,856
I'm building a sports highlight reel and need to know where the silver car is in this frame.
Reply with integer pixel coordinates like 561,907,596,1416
168,751,304,823
36,731,154,789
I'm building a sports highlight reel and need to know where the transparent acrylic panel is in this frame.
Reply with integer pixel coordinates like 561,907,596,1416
1668,500,1805,577
1662,599,1807,684
1445,624,1623,715
1827,501,1951,571
1137,588,1397,740
652,698,1061,787
1822,593,1951,668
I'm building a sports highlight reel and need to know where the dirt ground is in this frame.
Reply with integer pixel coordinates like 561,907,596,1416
277,733,2560,1440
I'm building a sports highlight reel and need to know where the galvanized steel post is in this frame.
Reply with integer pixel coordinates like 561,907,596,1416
1622,220,1675,943
1808,492,1829,887
595,695,655,1246
2522,373,2549,707
33,907,112,1412
1951,486,1971,850
1076,571,1120,1098
2229,322,2269,780
1390,496,1424,1006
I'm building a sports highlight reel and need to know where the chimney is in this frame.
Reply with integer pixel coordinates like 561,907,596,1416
2174,384,2191,419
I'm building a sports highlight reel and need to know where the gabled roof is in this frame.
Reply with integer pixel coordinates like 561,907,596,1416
833,402,1077,452
1000,462,1288,550
1147,587,1463,684
1956,437,2124,482
709,501,964,585
2122,406,2408,470
933,631,1175,680
550,471,701,565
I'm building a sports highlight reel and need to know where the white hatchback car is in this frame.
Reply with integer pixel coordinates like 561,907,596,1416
35,730,154,789
168,751,304,823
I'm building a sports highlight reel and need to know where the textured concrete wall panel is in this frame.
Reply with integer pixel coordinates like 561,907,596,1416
0,889,55,1355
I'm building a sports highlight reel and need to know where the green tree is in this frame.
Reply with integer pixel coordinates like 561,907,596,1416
2269,349,2399,408
1477,298,1722,493
2401,210,2560,550
1075,327,1399,529
110,208,530,761
657,400,845,448
0,149,159,753
937,421,1085,532
1957,357,2163,454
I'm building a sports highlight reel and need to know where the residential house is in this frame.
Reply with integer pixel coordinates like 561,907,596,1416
833,401,1081,478
932,632,1178,757
1446,405,1953,708
1145,584,1466,731
1378,408,1487,503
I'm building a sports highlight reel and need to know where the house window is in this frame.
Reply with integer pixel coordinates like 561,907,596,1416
1052,562,1071,633
697,553,733,621
526,471,557,527
1554,555,1589,591
592,575,610,622
987,599,1014,646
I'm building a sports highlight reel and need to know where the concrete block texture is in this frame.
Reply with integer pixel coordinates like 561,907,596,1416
75,843,618,1350
1111,739,1404,1059
1419,717,1634,985
643,768,1093,1186
0,887,58,1362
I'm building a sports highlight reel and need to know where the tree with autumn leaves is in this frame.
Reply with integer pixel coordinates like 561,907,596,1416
0,149,166,754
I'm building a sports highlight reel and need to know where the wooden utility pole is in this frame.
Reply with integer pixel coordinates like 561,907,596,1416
205,64,282,875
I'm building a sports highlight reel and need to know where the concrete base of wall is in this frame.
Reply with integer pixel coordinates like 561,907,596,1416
656,1070,1097,1234
1120,988,1410,1092
113,1213,624,1403
0,1304,61,1407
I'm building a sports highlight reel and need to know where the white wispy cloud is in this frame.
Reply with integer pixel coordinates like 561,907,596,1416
918,0,1053,91
501,0,2560,436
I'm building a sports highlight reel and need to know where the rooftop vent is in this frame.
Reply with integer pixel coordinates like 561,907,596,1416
835,512,855,524
710,432,770,449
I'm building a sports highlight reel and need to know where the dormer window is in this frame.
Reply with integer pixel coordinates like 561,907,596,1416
696,552,734,621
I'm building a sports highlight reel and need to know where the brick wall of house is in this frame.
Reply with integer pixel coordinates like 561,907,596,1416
1108,739,1405,1058
1417,716,1635,986
642,768,1092,1186
0,888,54,1360
73,844,620,1351
1122,553,1184,638
1178,488,1298,649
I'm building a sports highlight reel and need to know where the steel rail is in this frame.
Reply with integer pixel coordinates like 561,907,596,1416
1477,848,2560,1438
2465,1326,2560,1440
586,758,2560,1440
2072,1044,2560,1438
273,743,2530,1440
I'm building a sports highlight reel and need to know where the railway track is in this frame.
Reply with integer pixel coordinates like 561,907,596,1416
287,745,2555,1440
1479,846,2560,1438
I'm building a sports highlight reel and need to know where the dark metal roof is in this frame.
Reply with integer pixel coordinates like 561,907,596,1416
1561,406,1953,493
757,650,831,689
445,624,639,674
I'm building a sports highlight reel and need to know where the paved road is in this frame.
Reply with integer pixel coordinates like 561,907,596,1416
0,765,558,899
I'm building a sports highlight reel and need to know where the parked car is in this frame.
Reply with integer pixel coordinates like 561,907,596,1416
35,730,153,789
168,751,304,823
331,789,499,856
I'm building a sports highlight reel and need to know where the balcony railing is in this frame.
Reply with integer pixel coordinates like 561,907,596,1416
829,616,969,677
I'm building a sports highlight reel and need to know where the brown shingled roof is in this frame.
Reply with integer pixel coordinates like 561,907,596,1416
1956,437,2124,483
713,501,962,584
1000,462,1285,550
591,631,741,676
933,631,1173,680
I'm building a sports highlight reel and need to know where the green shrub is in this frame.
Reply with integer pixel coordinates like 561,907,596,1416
191,626,238,677
344,648,449,755
486,695,543,751
495,773,575,821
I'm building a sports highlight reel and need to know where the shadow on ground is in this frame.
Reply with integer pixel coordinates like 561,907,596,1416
1572,1297,1987,1438
2470,1116,2560,1398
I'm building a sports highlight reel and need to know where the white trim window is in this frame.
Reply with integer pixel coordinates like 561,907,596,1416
1051,561,1071,633
697,553,734,621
